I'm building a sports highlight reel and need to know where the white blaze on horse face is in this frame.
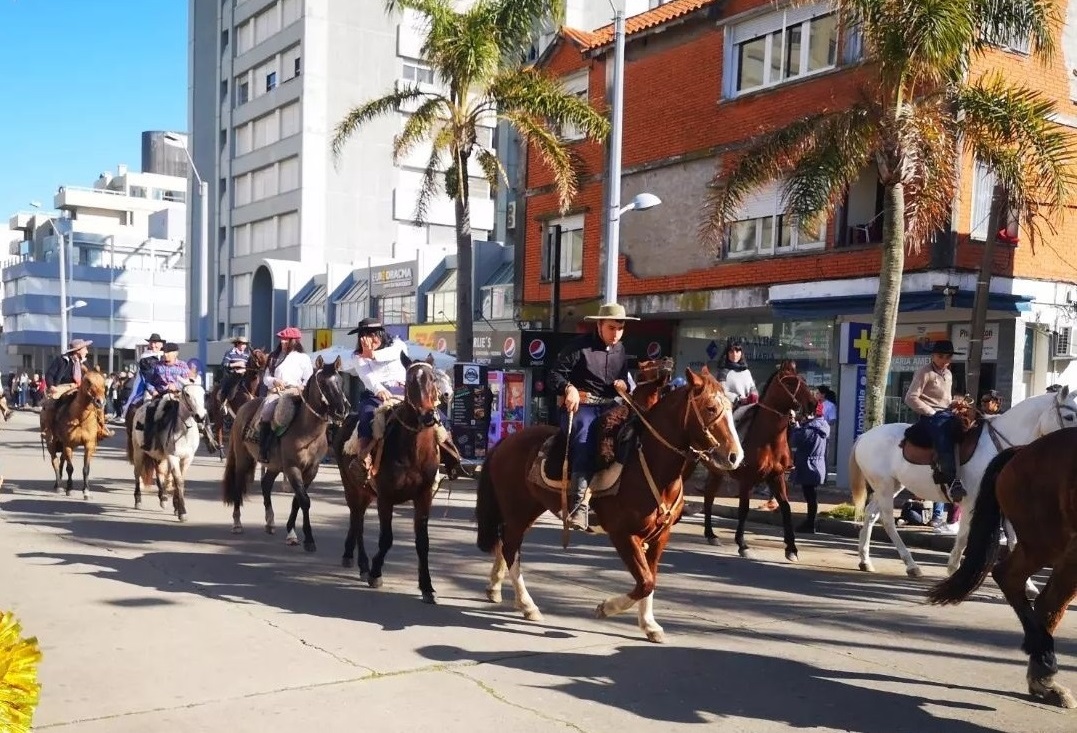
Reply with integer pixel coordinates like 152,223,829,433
721,404,744,469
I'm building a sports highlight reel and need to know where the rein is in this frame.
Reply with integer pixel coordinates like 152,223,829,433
614,382,730,470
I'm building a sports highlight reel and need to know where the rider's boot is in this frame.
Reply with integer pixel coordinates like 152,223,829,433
95,404,114,439
257,420,273,463
568,473,589,531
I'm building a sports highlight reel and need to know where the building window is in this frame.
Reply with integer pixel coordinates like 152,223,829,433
984,26,1031,55
295,284,328,329
722,180,825,258
426,270,457,323
266,71,278,92
234,224,251,256
221,28,229,52
334,279,369,328
235,123,251,155
542,214,584,280
482,284,513,320
294,56,301,77
220,79,228,102
232,273,252,306
557,71,589,141
219,128,227,152
376,294,416,324
237,81,249,105
402,59,435,84
728,6,838,97
970,159,1019,242
280,102,301,138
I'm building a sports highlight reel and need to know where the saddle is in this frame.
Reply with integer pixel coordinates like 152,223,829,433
529,409,635,497
271,393,303,437
899,402,983,468
341,399,403,457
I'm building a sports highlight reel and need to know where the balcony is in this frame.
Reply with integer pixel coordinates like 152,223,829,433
54,185,185,214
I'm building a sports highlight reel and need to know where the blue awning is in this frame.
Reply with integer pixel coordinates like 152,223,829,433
769,289,1033,320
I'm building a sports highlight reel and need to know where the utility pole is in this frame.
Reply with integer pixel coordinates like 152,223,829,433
966,185,1004,399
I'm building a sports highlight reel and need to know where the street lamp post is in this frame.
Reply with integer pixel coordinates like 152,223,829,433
30,202,69,350
162,133,209,383
602,3,662,305
107,235,116,372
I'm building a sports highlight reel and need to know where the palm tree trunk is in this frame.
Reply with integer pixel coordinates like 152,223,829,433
454,149,475,362
864,181,905,430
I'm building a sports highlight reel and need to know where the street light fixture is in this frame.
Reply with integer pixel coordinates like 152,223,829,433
29,201,70,350
65,300,88,312
602,2,661,306
161,132,209,383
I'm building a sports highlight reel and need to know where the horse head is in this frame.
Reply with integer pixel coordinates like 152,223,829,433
249,348,269,371
1037,385,1077,436
310,355,351,425
401,351,442,426
81,371,107,409
760,361,816,416
178,382,209,425
646,366,741,470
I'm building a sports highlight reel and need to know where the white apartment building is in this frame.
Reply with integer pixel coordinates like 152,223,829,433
188,0,495,350
2,164,188,373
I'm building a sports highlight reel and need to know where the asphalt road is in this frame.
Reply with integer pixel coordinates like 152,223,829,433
1,409,1072,732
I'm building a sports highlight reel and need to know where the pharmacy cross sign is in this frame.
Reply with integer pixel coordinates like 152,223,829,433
844,322,872,366
853,328,872,360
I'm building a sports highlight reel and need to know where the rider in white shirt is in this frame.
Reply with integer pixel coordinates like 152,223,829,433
347,319,407,471
256,326,313,462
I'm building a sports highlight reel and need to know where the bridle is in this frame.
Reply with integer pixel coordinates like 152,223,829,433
393,362,442,433
985,392,1077,451
301,368,349,425
616,381,735,468
176,383,206,425
756,372,813,418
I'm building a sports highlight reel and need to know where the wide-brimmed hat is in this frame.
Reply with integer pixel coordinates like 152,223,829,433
584,303,640,321
163,342,180,353
276,326,302,340
347,317,383,336
931,339,962,356
65,338,92,353
146,332,164,343
231,335,250,345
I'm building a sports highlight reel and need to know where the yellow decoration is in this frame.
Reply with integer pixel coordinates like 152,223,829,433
0,611,42,733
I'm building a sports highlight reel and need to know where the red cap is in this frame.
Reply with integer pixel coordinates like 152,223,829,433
276,326,302,340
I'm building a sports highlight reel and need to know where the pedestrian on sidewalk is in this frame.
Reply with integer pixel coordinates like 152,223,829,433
791,402,829,534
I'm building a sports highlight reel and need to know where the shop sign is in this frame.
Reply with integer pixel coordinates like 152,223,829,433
369,260,416,296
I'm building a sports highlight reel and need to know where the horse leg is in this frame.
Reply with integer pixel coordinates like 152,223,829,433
414,490,436,604
733,481,754,559
284,465,315,552
857,494,882,572
355,494,373,582
1027,539,1077,708
1002,520,1039,599
874,492,921,577
636,531,673,643
172,456,188,522
485,541,508,604
769,474,798,562
155,462,168,508
50,448,63,493
81,445,95,501
262,469,278,536
498,504,544,620
702,475,721,546
133,461,143,510
597,533,653,638
368,500,394,589
64,446,75,496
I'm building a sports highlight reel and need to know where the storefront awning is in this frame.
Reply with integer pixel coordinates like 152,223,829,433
296,284,328,306
334,278,368,305
769,290,1033,319
481,262,514,289
430,269,458,293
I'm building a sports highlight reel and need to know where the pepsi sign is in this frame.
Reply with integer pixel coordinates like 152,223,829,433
528,339,546,360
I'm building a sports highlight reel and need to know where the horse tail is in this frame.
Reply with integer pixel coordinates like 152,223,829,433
221,440,246,506
475,446,502,554
927,447,1018,606
849,436,868,521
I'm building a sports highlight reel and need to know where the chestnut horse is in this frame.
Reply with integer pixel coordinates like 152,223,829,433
333,354,445,603
0,393,12,421
476,367,743,642
222,356,350,550
928,428,1077,709
700,361,817,561
208,348,268,457
39,372,108,499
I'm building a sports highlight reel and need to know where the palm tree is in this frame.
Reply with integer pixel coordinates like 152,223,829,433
702,0,1075,430
333,0,609,361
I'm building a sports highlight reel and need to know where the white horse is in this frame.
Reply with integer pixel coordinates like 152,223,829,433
850,388,1077,579
130,383,208,522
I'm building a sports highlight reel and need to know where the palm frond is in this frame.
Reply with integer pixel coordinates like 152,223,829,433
956,74,1077,230
896,97,960,250
413,125,455,224
488,0,566,53
332,85,432,162
501,109,578,212
701,108,878,248
970,0,1058,60
476,146,507,190
490,67,609,142
393,95,450,164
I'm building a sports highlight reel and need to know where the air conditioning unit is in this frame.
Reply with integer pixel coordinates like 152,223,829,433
1054,326,1077,359
506,201,517,230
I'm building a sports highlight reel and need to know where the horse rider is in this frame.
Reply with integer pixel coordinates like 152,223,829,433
980,389,1003,416
905,339,966,503
123,332,166,416
346,318,408,479
140,343,195,453
219,335,252,403
256,326,313,463
42,338,112,440
550,303,637,531
716,338,758,407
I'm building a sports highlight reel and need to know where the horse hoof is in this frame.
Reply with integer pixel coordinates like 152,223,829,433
421,593,437,605
359,571,370,584
485,588,502,604
706,536,721,546
859,561,875,573
265,525,275,535
231,525,243,535
82,492,90,501
342,557,354,568
522,608,543,622
738,548,754,560
906,566,924,578
595,602,608,619
134,500,142,510
785,550,799,563
303,541,317,553
1029,678,1077,709
645,630,666,644
368,576,383,589
160,499,168,509
177,514,187,523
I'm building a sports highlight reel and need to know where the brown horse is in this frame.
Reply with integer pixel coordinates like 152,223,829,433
208,348,268,457
333,354,445,603
222,356,350,550
476,367,743,642
0,392,11,421
39,372,108,499
700,361,817,561
928,428,1077,709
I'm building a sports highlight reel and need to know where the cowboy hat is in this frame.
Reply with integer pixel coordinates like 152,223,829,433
65,338,92,353
146,332,164,343
584,303,640,321
163,342,180,353
231,335,250,344
276,326,302,340
347,317,383,336
930,339,963,356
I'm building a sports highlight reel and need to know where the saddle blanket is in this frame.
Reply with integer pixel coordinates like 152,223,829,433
529,434,624,499
342,398,403,456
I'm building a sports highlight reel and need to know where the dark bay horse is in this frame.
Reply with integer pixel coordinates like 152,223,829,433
333,354,445,603
928,428,1077,709
222,356,350,550
208,348,268,456
700,361,817,561
476,367,743,642
39,372,108,500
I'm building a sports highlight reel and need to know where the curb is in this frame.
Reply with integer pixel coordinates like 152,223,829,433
706,504,959,553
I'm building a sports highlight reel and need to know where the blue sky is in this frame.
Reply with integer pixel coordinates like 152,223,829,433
0,0,187,223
